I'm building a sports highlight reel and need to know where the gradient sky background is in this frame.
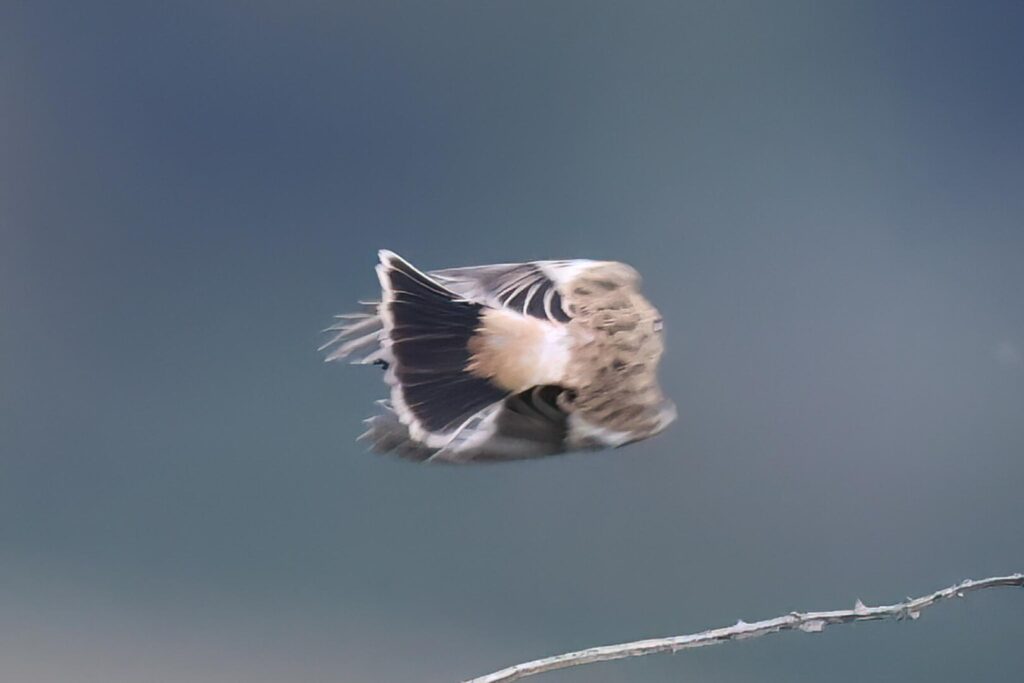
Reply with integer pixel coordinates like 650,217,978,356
3,2,1023,682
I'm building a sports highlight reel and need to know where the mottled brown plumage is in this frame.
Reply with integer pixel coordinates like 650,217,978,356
560,262,670,445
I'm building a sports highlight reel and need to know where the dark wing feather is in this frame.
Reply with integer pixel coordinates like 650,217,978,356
360,385,572,463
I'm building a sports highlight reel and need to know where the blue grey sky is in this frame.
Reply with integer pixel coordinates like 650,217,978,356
2,2,1023,681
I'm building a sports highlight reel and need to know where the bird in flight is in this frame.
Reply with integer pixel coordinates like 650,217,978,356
322,250,675,463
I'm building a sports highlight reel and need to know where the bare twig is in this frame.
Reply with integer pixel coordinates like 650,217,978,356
462,573,1024,683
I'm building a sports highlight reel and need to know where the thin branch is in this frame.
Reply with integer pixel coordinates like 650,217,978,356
462,573,1024,683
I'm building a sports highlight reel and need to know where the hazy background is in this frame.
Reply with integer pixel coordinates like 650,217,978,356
3,2,1023,681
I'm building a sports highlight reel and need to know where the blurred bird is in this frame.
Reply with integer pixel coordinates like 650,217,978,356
321,250,675,463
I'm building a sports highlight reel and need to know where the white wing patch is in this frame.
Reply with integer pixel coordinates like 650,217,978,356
429,260,600,323
566,399,677,450
566,413,636,449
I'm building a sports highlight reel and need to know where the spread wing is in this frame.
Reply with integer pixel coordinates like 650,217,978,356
321,256,609,462
429,261,595,323
321,260,597,364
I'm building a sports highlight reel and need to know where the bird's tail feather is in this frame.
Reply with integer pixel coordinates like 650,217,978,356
374,250,509,442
